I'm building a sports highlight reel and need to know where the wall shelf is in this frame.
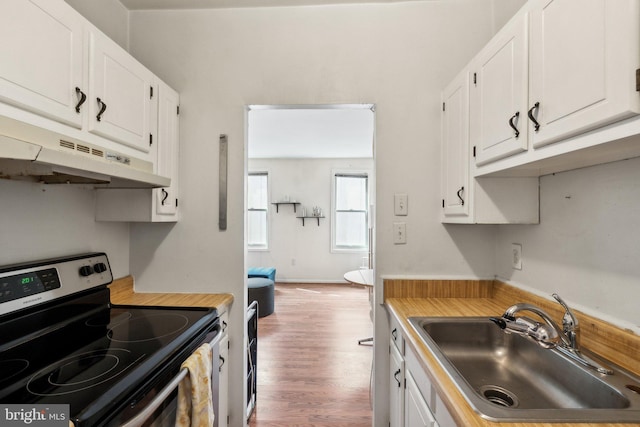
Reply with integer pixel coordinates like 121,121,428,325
271,202,300,213
297,216,325,226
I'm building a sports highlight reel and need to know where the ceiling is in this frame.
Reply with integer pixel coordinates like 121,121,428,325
248,106,374,159
120,0,414,9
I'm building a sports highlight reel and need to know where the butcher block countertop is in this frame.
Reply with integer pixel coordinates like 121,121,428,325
384,279,640,427
109,275,234,313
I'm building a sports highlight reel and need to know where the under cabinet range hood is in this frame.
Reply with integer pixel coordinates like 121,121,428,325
0,133,170,188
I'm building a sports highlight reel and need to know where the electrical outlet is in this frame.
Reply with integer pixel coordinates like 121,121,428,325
393,222,407,244
394,193,408,216
512,243,522,270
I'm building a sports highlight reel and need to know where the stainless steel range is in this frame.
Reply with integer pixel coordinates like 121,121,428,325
0,253,220,427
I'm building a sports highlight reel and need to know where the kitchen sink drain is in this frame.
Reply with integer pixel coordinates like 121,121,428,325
480,385,520,408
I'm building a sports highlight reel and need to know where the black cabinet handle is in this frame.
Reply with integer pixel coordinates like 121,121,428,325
394,368,402,387
96,97,107,122
509,111,520,138
391,328,397,341
161,189,169,206
528,102,540,132
222,320,228,332
219,355,225,372
457,186,465,206
75,87,86,113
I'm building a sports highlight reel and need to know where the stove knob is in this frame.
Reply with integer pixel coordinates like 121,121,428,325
79,265,94,277
94,263,107,274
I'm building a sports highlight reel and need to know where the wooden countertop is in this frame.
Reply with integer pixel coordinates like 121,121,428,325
109,276,234,313
386,291,640,427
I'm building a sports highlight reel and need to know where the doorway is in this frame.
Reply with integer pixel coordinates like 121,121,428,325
244,104,376,425
246,104,376,283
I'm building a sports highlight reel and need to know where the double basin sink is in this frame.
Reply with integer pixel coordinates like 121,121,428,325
408,317,640,423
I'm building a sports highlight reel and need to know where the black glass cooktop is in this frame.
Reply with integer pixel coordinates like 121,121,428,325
0,288,218,426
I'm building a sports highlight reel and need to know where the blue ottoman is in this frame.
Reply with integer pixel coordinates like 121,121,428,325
248,267,276,282
248,277,275,317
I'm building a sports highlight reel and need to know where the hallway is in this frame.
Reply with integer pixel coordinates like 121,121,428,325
248,282,373,427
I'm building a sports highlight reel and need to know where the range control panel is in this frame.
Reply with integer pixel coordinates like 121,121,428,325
0,253,113,316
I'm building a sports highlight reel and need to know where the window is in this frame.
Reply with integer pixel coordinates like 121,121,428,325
333,173,369,251
248,172,268,249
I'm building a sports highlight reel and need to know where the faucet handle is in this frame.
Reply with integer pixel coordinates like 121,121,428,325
552,293,579,329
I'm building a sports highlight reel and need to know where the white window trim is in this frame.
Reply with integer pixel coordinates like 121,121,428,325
331,169,372,253
248,170,270,251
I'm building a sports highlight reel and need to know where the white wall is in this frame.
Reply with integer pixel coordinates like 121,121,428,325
248,158,373,282
0,180,130,277
127,2,499,426
64,0,130,50
496,156,640,332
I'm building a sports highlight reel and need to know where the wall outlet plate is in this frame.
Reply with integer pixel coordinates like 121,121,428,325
512,243,522,270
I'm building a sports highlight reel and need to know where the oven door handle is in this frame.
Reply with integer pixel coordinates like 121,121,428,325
120,332,222,427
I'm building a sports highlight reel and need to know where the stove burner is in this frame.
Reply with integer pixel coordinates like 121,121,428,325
26,349,143,396
86,311,131,328
0,359,29,383
107,313,189,343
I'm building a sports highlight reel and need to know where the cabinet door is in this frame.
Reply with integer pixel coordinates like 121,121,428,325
529,0,640,148
218,334,229,427
154,82,180,219
89,31,154,153
0,0,84,128
390,341,405,427
441,69,470,218
471,12,529,165
404,371,436,427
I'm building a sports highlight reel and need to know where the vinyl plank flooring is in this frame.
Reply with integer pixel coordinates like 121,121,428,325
248,283,373,427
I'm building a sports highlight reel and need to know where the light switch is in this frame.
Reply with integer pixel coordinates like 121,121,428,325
394,193,408,216
393,222,407,244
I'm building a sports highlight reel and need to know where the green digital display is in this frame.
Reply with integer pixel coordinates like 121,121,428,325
0,268,59,304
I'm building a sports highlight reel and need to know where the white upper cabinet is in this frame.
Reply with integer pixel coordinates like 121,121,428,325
441,60,539,224
95,80,180,223
469,0,640,177
0,0,85,128
0,0,172,170
441,69,470,219
528,0,640,148
154,82,180,218
88,31,155,154
470,12,529,165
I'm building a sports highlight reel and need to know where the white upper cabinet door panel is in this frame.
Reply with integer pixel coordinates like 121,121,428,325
89,32,153,153
154,82,179,218
529,0,640,148
472,12,529,165
0,0,84,128
442,70,470,218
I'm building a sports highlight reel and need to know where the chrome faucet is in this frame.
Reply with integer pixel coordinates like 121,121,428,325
490,294,613,375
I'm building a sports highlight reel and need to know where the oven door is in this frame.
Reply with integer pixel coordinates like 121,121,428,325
116,330,221,427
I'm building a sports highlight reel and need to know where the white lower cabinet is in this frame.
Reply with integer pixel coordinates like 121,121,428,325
217,312,229,427
405,371,437,427
388,321,457,427
389,340,405,427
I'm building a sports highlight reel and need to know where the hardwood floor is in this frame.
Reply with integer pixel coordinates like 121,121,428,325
248,282,373,427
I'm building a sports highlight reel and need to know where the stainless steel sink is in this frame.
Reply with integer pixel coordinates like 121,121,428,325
408,317,640,422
